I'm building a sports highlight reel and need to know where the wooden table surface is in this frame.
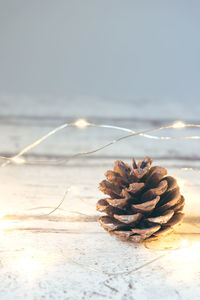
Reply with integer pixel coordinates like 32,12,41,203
0,97,200,300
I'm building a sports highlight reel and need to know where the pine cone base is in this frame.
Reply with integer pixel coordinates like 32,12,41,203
96,157,185,242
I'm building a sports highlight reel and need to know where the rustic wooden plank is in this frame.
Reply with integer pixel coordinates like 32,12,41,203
0,98,199,299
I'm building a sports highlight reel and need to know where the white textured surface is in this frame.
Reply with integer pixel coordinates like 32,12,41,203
0,97,199,300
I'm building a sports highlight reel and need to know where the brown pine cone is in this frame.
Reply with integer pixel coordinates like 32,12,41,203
96,157,185,242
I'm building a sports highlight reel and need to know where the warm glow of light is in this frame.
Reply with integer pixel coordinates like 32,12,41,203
9,248,58,282
0,218,18,230
166,241,200,281
74,118,90,129
11,156,25,164
172,121,185,129
14,248,42,276
171,242,200,262
180,239,188,247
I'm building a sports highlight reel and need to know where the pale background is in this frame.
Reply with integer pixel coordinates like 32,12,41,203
0,2,200,300
0,0,200,119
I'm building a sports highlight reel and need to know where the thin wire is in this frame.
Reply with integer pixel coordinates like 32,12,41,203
0,122,70,166
42,187,70,216
61,244,185,276
18,123,70,157
1,122,200,166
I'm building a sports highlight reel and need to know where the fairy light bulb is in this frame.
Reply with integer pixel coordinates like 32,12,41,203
172,121,185,129
0,119,199,169
74,119,90,129
0,218,18,230
11,156,25,164
8,248,58,282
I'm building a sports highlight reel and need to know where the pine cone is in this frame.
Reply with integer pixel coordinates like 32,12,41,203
96,157,185,242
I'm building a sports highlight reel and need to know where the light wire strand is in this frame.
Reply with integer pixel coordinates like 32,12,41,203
1,121,200,166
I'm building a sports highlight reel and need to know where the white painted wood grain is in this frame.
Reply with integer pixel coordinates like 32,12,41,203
0,96,199,300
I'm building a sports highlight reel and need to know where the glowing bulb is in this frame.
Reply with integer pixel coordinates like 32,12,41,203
15,248,42,275
0,218,18,230
11,156,25,164
74,118,90,129
8,248,58,282
12,248,44,280
172,121,185,129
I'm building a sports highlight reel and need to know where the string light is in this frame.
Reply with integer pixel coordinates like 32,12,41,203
11,156,26,164
73,118,91,129
0,119,199,166
172,120,186,128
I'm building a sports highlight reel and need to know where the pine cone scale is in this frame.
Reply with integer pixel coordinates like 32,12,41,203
128,182,145,194
154,226,173,237
131,195,160,213
146,166,167,187
164,176,178,192
113,212,142,224
131,224,161,236
172,195,185,212
106,196,130,209
165,212,184,226
157,188,181,212
96,199,109,212
146,209,174,224
141,180,168,202
98,216,127,231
